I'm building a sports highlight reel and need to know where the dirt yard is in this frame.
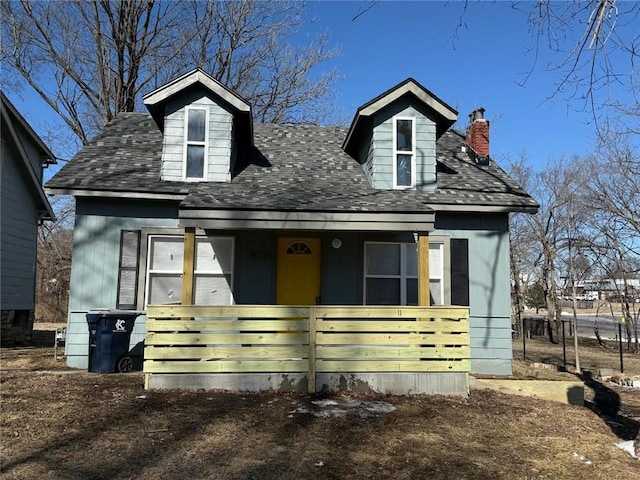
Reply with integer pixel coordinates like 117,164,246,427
1,325,639,479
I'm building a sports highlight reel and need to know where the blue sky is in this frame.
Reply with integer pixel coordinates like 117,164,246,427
308,1,615,167
8,1,633,180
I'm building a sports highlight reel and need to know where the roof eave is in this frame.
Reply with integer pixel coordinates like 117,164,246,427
178,208,436,232
1,102,56,221
1,91,57,163
45,187,188,202
428,203,539,214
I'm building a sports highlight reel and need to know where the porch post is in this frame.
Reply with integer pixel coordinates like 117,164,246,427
182,227,196,306
417,233,430,306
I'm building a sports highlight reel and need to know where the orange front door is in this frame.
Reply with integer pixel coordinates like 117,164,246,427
276,237,321,305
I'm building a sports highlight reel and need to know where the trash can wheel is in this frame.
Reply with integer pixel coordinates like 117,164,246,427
117,355,133,373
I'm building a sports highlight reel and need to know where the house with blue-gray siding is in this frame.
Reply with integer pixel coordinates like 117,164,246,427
45,70,538,388
1,92,56,345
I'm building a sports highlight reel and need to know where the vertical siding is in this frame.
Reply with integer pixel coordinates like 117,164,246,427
233,231,275,304
65,198,180,368
358,129,375,187
370,100,437,191
1,139,39,311
433,213,512,375
160,88,233,182
321,233,360,304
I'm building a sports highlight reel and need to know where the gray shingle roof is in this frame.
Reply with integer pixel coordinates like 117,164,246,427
46,112,538,212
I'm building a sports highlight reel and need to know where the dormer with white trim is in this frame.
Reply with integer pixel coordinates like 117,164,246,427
342,79,457,192
143,69,253,183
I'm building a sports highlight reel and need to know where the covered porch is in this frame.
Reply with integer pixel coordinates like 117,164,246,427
143,214,471,394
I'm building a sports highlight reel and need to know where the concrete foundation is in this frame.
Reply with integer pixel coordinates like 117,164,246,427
146,372,470,395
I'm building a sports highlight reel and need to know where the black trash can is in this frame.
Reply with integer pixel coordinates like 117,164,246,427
87,310,140,373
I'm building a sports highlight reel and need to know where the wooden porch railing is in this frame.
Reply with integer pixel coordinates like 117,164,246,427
144,305,470,393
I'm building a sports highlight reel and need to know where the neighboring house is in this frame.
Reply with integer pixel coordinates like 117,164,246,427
1,92,56,345
46,70,538,389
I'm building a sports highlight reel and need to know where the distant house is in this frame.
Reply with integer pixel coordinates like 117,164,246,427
46,70,538,392
1,92,56,345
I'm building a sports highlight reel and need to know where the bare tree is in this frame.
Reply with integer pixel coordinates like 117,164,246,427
518,1,640,129
581,141,640,350
182,1,339,124
508,154,541,339
510,160,565,343
354,1,639,133
1,0,340,147
35,196,74,323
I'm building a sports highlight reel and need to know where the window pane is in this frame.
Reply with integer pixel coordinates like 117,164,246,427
406,278,418,305
187,109,206,142
396,154,412,186
430,279,443,305
366,278,400,305
150,237,184,270
196,238,233,273
429,243,443,278
366,244,400,275
148,274,182,304
406,244,417,277
186,145,205,178
194,274,233,304
396,119,412,151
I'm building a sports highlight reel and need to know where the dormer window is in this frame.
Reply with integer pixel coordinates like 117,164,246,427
184,107,208,180
393,117,415,188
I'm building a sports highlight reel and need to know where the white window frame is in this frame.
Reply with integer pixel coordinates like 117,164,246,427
143,234,234,307
363,239,450,306
392,116,416,189
429,242,445,305
182,107,209,181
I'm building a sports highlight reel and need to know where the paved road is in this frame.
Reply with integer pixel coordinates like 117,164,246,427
564,313,622,339
525,313,624,339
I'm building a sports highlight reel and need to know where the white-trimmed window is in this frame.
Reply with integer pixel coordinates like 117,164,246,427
429,242,445,305
364,241,447,306
393,117,415,188
183,107,208,180
145,235,234,306
364,242,417,305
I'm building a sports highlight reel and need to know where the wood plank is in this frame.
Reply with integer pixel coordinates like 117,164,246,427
146,332,309,345
316,359,471,373
418,233,430,306
315,345,469,359
316,320,469,333
316,332,469,345
181,227,195,306
315,306,468,319
474,379,584,406
308,306,317,394
144,359,308,374
146,345,307,360
146,319,308,332
147,305,310,319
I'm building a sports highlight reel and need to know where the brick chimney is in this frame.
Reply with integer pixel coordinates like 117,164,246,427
465,108,490,161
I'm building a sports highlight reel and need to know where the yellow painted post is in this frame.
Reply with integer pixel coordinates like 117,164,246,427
182,228,195,318
417,233,431,363
308,306,317,394
417,233,430,307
